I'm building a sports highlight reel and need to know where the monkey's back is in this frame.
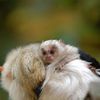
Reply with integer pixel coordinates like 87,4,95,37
1,44,45,100
39,59,98,100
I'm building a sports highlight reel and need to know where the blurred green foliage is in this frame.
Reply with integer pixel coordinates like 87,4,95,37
0,0,100,99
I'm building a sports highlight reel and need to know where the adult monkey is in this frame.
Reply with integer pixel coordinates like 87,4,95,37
1,44,45,100
38,39,100,100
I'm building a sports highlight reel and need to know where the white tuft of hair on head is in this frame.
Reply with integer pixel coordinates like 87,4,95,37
40,40,65,52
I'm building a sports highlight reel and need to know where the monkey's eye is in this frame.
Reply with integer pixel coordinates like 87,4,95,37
50,50,55,55
42,51,47,55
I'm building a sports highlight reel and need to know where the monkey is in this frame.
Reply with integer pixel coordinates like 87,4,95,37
1,44,45,100
38,39,100,100
39,39,100,74
1,40,100,100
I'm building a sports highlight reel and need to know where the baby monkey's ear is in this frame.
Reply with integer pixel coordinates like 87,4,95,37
59,39,64,43
59,39,66,46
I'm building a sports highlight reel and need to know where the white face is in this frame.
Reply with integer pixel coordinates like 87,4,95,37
40,45,59,65
40,40,66,65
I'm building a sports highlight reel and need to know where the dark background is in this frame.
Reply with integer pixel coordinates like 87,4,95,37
0,0,100,99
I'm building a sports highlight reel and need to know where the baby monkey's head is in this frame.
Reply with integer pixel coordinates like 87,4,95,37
40,40,65,65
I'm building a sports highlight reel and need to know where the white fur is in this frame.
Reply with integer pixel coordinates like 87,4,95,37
39,59,99,100
1,44,45,100
40,39,80,62
40,40,65,52
39,40,99,100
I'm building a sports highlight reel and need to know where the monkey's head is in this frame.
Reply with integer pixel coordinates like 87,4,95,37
39,40,66,65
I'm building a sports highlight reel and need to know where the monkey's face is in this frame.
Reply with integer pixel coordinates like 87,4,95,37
40,45,59,65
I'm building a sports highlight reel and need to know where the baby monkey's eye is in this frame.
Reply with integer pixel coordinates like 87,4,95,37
42,51,47,55
50,50,55,54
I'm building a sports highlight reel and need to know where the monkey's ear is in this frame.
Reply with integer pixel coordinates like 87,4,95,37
59,39,64,43
59,39,66,46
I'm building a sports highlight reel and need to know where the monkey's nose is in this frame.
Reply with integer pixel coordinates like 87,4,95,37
46,56,52,61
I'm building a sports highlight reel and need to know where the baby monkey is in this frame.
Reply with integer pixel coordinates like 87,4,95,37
39,40,100,73
39,40,66,65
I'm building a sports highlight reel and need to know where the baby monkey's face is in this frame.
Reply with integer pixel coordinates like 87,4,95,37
40,45,59,65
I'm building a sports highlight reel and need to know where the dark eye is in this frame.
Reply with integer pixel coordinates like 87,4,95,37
50,50,55,54
42,51,46,55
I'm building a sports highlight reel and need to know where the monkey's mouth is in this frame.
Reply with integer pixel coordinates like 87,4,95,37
46,57,53,62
